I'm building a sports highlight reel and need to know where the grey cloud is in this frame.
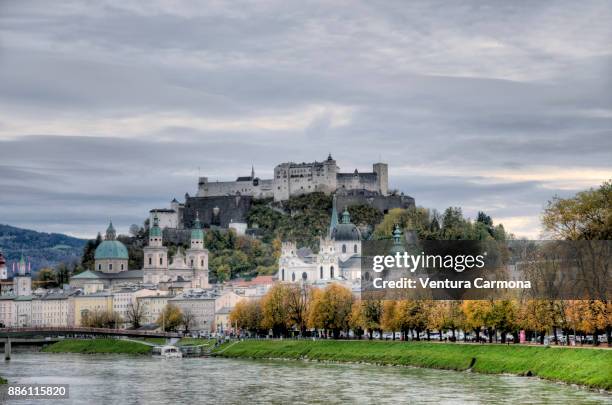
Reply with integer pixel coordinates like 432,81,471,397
0,0,611,238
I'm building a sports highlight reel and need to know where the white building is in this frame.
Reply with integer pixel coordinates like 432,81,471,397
197,155,389,202
277,195,362,286
169,291,216,332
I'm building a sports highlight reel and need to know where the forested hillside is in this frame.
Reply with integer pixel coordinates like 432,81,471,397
0,224,86,273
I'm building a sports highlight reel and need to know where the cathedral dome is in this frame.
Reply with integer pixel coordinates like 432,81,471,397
94,240,129,260
94,221,129,260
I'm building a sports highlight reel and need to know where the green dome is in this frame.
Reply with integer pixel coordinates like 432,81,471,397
94,240,129,260
150,214,162,238
191,215,204,241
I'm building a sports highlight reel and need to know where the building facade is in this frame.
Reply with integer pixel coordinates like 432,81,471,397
277,196,362,287
196,155,389,202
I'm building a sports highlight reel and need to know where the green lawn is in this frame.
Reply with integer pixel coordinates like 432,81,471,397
178,338,215,346
213,340,612,390
42,339,152,355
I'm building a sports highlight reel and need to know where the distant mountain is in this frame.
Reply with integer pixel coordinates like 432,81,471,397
0,224,86,274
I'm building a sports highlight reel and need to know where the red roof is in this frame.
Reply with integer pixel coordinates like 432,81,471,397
230,275,274,287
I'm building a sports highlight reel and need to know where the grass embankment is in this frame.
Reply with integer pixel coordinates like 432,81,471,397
178,338,215,346
0,376,7,384
42,339,152,355
213,340,612,390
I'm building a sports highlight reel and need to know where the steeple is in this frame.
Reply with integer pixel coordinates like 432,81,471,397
251,165,255,179
106,220,116,240
191,212,204,248
341,207,351,224
329,194,339,237
149,214,162,243
392,224,402,244
18,252,27,276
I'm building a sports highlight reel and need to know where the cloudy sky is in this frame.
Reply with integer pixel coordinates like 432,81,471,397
0,0,611,239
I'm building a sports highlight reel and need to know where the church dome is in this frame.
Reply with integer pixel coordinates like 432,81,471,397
331,208,361,241
95,240,129,260
94,221,129,260
331,223,361,241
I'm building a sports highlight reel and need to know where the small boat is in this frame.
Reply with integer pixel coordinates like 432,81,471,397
160,345,182,358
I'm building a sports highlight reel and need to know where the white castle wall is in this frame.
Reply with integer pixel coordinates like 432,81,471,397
196,157,389,202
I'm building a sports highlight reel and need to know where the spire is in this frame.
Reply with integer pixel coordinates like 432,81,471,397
327,153,333,161
150,214,162,238
190,212,204,249
329,194,339,237
251,165,255,179
106,220,116,240
392,224,402,244
341,207,351,224
18,252,26,276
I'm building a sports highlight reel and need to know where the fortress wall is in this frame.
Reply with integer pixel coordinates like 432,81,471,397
183,195,253,229
336,193,415,214
336,172,380,193
198,179,273,198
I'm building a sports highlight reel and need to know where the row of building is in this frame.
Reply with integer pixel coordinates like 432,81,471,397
0,197,364,332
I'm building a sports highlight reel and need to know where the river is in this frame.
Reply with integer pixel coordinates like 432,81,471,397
2,353,610,404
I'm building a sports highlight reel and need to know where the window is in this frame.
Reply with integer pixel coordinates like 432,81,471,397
342,244,346,253
320,266,323,279
201,259,204,267
121,264,124,270
330,266,334,278
160,257,163,265
148,257,152,265
292,272,296,281
302,272,307,280
98,264,102,270
354,244,358,253
109,263,112,271
281,269,285,281
190,259,194,267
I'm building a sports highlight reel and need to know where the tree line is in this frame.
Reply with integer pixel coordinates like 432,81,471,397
230,283,611,345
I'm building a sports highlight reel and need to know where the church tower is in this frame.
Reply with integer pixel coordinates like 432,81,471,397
143,214,168,284
186,214,209,288
0,250,7,280
14,253,32,297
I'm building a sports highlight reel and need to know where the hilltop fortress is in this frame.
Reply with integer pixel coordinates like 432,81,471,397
151,155,414,235
197,154,388,201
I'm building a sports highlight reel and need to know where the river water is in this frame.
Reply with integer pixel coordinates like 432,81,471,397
2,353,610,404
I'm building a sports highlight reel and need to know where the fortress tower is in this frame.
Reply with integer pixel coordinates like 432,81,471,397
373,162,389,196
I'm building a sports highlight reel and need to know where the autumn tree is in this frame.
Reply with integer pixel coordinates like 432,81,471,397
82,309,123,329
285,284,311,335
157,303,183,332
307,284,353,338
261,284,291,337
230,299,264,335
349,300,365,339
461,300,491,342
381,300,399,340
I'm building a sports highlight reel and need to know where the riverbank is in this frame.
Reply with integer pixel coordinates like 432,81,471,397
42,339,152,355
213,340,612,391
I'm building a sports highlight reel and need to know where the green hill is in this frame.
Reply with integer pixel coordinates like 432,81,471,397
0,224,86,273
